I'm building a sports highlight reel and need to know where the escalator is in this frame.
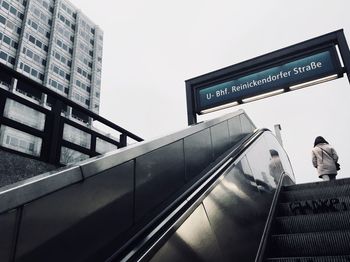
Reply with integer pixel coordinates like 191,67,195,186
261,178,350,262
114,127,295,262
122,145,350,261
0,110,295,262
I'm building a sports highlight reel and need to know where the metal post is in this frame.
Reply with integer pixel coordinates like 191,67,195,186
91,133,97,156
337,30,350,83
119,133,127,148
0,94,6,118
274,124,283,146
186,82,197,125
48,99,63,164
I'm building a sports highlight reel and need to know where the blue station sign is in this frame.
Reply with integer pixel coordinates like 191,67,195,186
196,47,342,112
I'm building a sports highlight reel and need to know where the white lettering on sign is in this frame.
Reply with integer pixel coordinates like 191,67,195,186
226,61,323,96
230,70,293,94
293,61,322,74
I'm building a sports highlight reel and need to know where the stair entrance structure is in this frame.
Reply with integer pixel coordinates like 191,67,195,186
1,30,350,262
1,109,350,261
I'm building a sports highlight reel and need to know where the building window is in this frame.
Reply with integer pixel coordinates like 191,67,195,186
0,14,6,25
10,6,17,16
2,1,10,10
23,64,30,73
3,35,11,45
0,51,7,61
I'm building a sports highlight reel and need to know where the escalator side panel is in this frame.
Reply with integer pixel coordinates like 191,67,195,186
203,157,268,261
0,209,17,262
0,111,258,261
15,161,134,262
228,116,244,144
147,131,294,262
245,135,278,191
210,121,231,160
240,114,256,134
135,140,185,222
150,204,225,262
184,128,213,181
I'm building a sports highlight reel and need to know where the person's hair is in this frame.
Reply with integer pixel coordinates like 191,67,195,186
314,136,329,147
269,149,279,157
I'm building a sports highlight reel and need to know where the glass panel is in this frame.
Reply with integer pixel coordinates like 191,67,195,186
240,156,259,190
60,146,89,165
63,124,91,149
3,99,45,131
0,126,42,156
228,115,245,144
264,132,295,179
240,114,255,134
245,135,277,190
96,137,118,154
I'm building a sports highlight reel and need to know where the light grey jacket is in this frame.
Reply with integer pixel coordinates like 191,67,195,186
312,143,339,176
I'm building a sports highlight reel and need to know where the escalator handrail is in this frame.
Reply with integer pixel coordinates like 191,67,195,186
108,128,270,262
254,172,295,262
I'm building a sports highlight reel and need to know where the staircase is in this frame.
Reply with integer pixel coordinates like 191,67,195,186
264,178,350,261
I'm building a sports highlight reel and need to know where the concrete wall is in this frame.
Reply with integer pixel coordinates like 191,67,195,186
0,149,58,187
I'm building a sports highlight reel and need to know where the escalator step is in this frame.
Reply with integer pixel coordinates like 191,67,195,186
282,178,350,192
265,255,350,262
273,211,350,234
268,231,350,257
280,183,350,203
277,196,350,216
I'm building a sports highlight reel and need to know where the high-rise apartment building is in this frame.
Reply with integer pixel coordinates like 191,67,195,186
0,0,103,115
0,0,108,164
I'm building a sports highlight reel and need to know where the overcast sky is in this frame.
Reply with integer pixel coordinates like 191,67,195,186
70,0,350,184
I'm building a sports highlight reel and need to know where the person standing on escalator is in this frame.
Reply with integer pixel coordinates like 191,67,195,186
312,136,339,181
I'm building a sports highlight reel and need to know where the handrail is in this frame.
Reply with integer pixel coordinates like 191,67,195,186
0,62,144,142
109,128,268,262
0,62,143,166
254,172,295,262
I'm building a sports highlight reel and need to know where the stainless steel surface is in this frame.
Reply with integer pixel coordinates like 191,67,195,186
80,109,249,177
0,110,258,261
135,141,185,222
227,114,243,142
245,133,278,190
203,159,269,261
147,131,295,262
0,110,250,211
184,128,213,181
150,204,225,262
0,166,83,213
210,121,231,159
0,209,17,262
15,161,134,262
240,113,256,133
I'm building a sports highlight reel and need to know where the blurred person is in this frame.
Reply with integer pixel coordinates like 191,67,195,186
269,149,284,186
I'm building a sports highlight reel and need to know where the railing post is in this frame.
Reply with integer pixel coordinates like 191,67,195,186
119,133,127,148
0,94,6,121
91,133,97,156
46,99,63,165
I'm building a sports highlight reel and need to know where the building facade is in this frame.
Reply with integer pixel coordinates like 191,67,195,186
0,0,103,114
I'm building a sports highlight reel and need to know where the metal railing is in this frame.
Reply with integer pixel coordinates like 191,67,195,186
0,62,143,166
